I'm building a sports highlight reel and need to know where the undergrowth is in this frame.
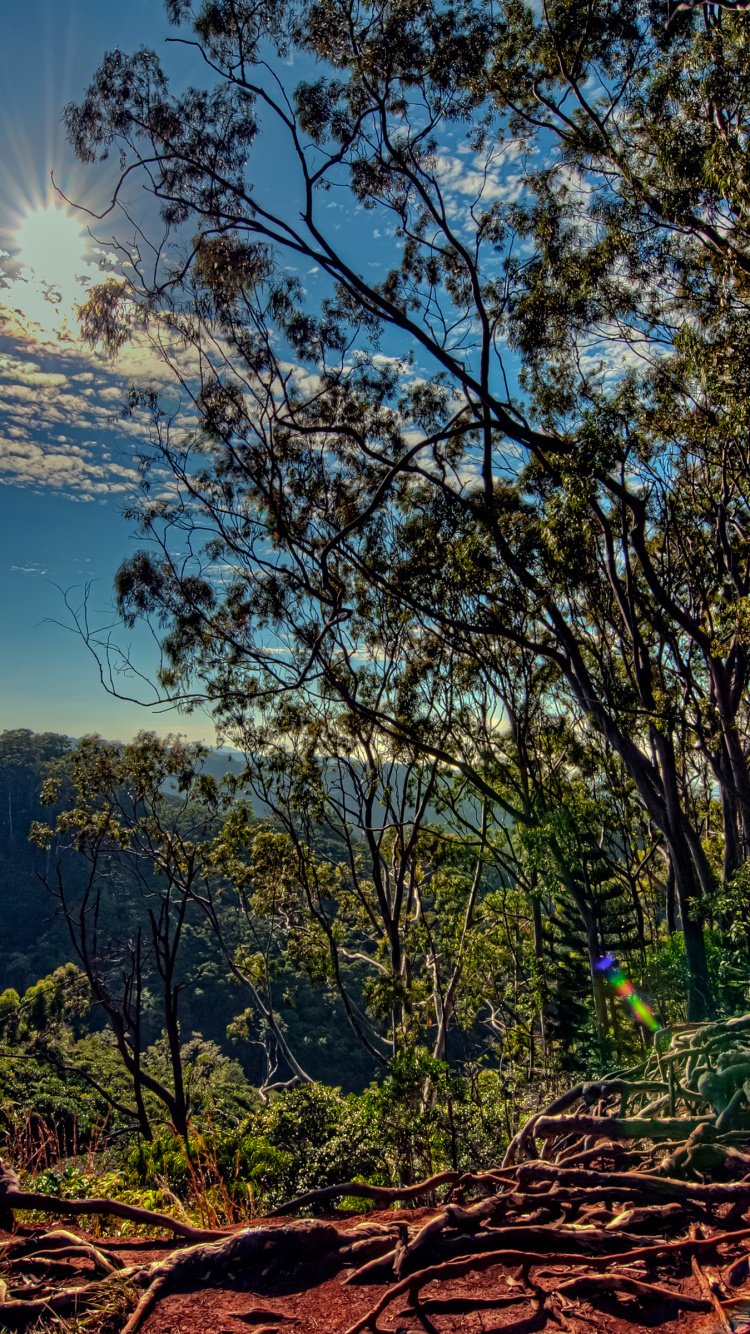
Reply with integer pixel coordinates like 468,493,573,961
3,1054,530,1232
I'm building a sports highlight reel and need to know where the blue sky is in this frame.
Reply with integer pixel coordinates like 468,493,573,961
0,0,218,742
0,0,363,746
0,0,527,745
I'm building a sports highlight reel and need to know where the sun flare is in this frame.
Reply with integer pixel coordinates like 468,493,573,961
1,203,93,335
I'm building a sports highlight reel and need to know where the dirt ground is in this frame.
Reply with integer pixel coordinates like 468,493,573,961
4,1208,749,1334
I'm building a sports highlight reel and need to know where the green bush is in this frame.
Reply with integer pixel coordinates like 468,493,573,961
119,1056,514,1213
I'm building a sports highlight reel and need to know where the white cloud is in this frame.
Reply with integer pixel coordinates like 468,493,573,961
433,153,525,205
0,325,157,499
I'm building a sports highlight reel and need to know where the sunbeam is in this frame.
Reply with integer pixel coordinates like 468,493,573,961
1,202,93,336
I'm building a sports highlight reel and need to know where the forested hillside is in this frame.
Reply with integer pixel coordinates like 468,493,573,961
0,729,376,1096
0,729,73,990
3,718,749,1135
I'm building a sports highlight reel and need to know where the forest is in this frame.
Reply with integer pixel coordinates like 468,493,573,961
6,0,750,1327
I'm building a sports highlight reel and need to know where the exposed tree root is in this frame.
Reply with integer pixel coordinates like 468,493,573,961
691,1244,733,1332
119,1222,350,1334
262,1170,462,1217
3,1228,124,1274
337,1013,750,1330
227,1305,296,1323
344,1252,537,1334
0,1282,105,1323
533,1113,714,1140
0,1161,225,1242
555,1274,712,1310
9,1015,750,1329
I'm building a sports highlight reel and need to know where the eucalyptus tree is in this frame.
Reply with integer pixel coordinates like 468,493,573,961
0,729,71,845
65,0,750,1018
223,639,497,1065
29,731,316,1129
29,733,243,1138
430,649,670,1042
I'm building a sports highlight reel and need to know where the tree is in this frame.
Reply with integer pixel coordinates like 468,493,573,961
32,732,234,1139
223,646,492,1065
66,0,750,1019
0,729,71,845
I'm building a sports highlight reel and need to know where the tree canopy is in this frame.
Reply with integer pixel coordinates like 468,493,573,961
63,0,750,1034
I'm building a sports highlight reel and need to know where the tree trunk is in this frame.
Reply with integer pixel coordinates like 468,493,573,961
650,729,714,1020
666,855,677,936
704,723,748,882
627,873,647,960
666,833,713,1020
388,920,403,1058
721,779,743,884
531,894,550,1055
556,861,609,1039
714,732,745,883
586,918,609,1039
164,997,189,1142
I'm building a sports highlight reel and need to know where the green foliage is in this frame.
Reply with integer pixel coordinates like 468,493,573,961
66,0,750,1033
359,1050,509,1183
87,1059,515,1215
0,963,91,1044
17,0,750,1220
640,935,692,1028
242,1082,385,1201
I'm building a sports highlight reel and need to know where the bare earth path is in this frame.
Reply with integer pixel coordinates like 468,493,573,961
2,1211,747,1334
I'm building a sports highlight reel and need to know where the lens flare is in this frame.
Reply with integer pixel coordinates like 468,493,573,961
595,954,659,1031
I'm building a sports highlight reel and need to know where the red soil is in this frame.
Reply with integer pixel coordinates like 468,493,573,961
4,1210,747,1334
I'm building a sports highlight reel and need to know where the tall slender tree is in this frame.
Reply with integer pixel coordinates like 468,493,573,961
67,0,750,1017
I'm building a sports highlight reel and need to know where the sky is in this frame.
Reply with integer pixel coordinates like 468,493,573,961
0,0,528,746
0,0,218,743
0,0,380,747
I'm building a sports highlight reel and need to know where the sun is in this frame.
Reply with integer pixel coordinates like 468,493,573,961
1,203,93,335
